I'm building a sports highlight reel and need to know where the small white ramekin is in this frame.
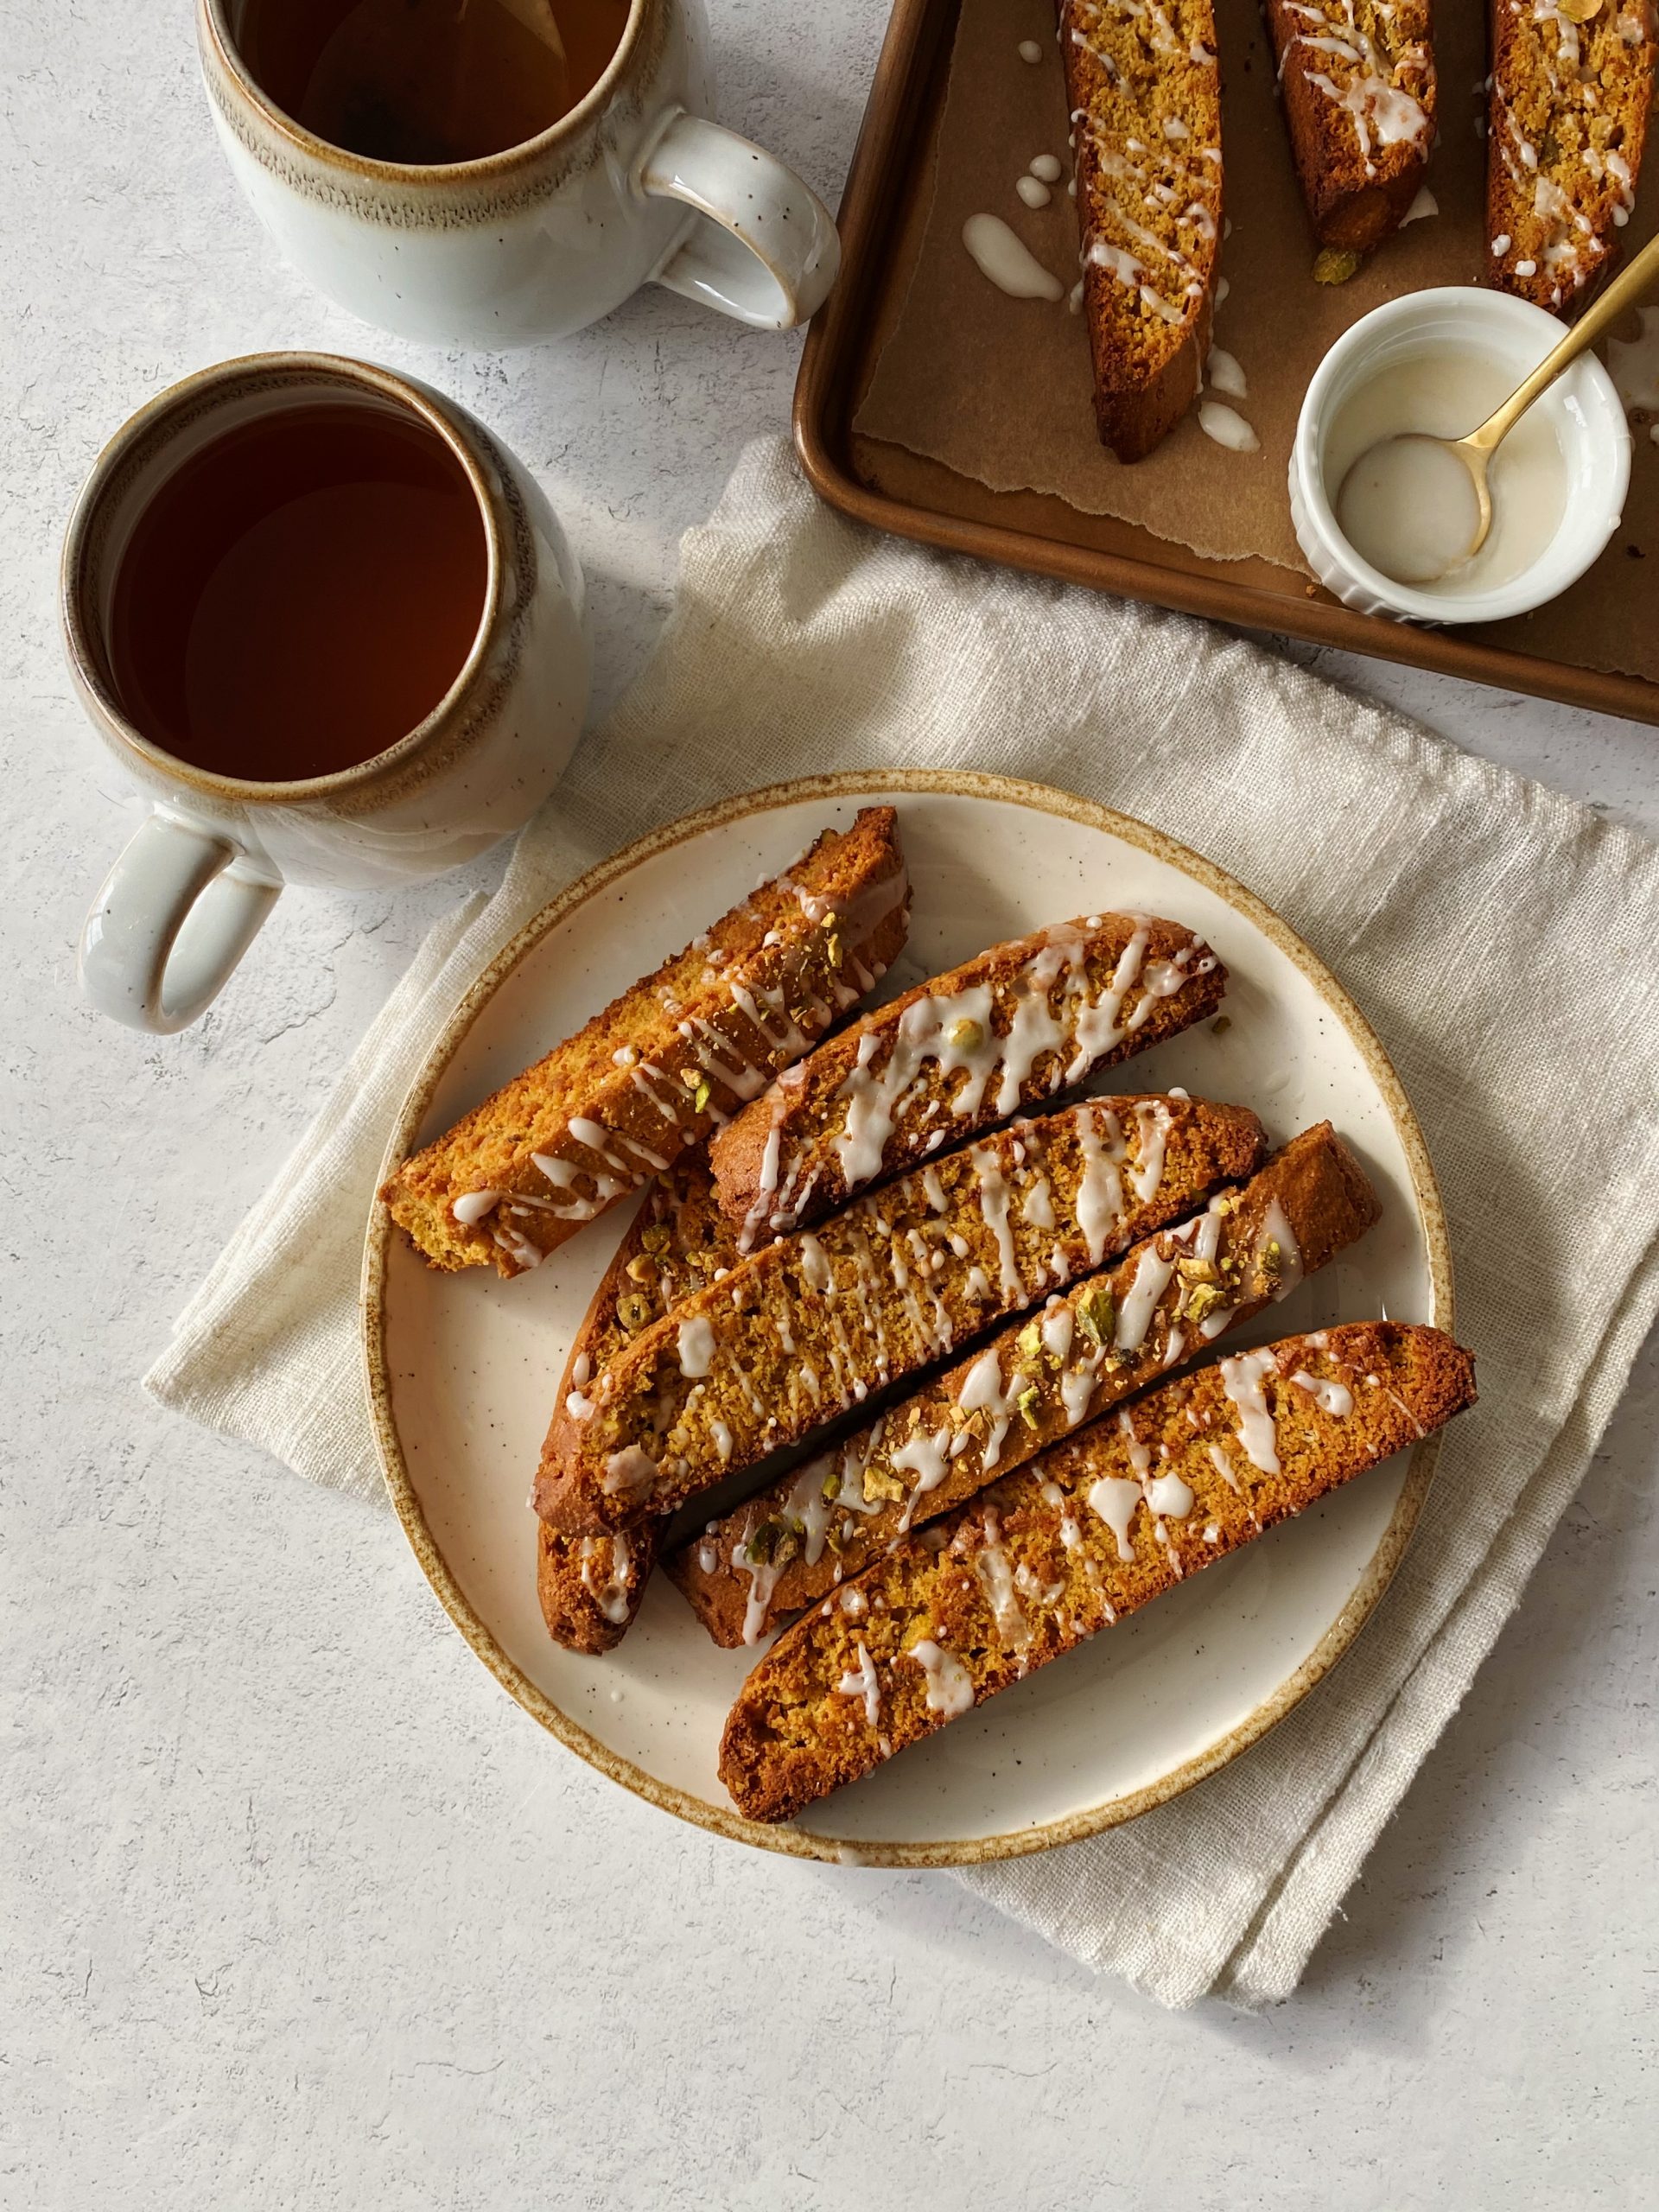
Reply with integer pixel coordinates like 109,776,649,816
1289,286,1631,625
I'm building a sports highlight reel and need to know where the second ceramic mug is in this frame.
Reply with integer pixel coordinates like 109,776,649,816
197,0,841,343
63,353,589,1033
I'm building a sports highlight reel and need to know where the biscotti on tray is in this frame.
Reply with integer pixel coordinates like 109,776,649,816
537,1157,741,1652
709,912,1224,1243
667,1122,1380,1646
1488,0,1655,312
1265,0,1436,255
1061,0,1224,460
533,1093,1268,1534
720,1322,1478,1823
379,807,909,1276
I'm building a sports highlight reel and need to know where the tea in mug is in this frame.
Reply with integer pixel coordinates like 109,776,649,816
235,0,632,164
107,402,489,783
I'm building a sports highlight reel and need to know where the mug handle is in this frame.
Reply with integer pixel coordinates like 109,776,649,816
79,809,282,1034
641,111,840,331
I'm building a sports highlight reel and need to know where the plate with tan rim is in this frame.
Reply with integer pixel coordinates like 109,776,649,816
362,769,1452,1866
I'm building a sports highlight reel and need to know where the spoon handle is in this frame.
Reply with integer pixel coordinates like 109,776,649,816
1467,226,1659,455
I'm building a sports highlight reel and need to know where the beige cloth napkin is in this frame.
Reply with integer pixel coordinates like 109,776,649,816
146,437,1659,2010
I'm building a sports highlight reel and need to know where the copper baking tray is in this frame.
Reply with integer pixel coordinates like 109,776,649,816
794,0,1658,728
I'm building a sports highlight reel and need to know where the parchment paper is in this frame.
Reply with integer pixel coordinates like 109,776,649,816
855,0,1657,686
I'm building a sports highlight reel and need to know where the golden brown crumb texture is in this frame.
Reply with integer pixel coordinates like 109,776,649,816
1488,0,1655,310
1062,0,1224,459
720,1321,1478,1822
379,807,909,1276
537,1159,742,1652
709,911,1224,1240
535,1094,1268,1534
670,1122,1381,1647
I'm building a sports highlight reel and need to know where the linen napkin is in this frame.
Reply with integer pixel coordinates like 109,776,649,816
146,436,1659,2009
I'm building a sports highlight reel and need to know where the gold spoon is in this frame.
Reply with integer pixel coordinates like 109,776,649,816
1341,225,1659,585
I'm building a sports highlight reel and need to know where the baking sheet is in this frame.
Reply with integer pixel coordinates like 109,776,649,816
854,0,1657,685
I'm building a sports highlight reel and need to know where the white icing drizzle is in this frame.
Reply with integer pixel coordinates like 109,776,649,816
601,1445,658,1497
1116,1239,1178,1351
451,1188,502,1225
962,213,1065,300
677,1316,715,1377
1206,346,1248,398
1146,1469,1195,1518
836,1643,882,1729
971,1145,1026,1302
909,1638,976,1716
1198,403,1260,453
1220,1349,1282,1475
1292,1369,1354,1415
973,1513,1031,1647
1088,1475,1141,1562
578,1531,633,1625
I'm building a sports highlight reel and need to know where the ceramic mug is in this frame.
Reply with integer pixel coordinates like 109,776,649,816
62,352,589,1034
196,0,841,344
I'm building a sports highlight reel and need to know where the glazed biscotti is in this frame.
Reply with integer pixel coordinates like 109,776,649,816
379,807,909,1276
668,1122,1379,1646
720,1321,1478,1823
1488,0,1655,311
1265,0,1436,254
709,912,1224,1243
1062,0,1224,459
537,1157,741,1652
534,1094,1268,1533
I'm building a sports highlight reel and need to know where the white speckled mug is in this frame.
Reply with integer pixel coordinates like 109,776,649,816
63,353,589,1034
196,0,840,343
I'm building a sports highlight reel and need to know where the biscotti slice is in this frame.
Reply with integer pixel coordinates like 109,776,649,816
379,808,910,1276
1264,1,1435,254
709,912,1224,1243
1488,0,1655,311
533,1093,1268,1533
1062,0,1224,460
671,1122,1378,1645
537,1158,741,1652
720,1321,1476,1822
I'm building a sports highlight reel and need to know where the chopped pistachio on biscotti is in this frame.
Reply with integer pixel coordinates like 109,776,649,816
720,1322,1477,1824
669,1122,1380,1647
709,911,1224,1244
380,806,909,1276
533,1094,1268,1535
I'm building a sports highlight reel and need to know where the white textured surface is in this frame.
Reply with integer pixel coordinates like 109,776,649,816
2,3,1655,2204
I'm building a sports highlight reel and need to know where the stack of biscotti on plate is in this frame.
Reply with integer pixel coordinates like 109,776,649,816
1487,0,1656,313
379,803,1478,1820
1263,0,1437,262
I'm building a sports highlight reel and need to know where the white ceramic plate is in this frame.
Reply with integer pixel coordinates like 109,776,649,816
363,771,1452,1866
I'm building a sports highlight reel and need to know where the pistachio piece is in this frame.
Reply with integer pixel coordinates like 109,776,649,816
1018,1321,1043,1358
863,1465,906,1505
617,1292,653,1331
1259,1236,1284,1284
1185,1281,1228,1325
640,1224,671,1256
692,1077,712,1113
625,1255,656,1283
1313,247,1363,285
1015,1385,1041,1428
1558,0,1601,22
947,1017,985,1051
1078,1285,1116,1344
